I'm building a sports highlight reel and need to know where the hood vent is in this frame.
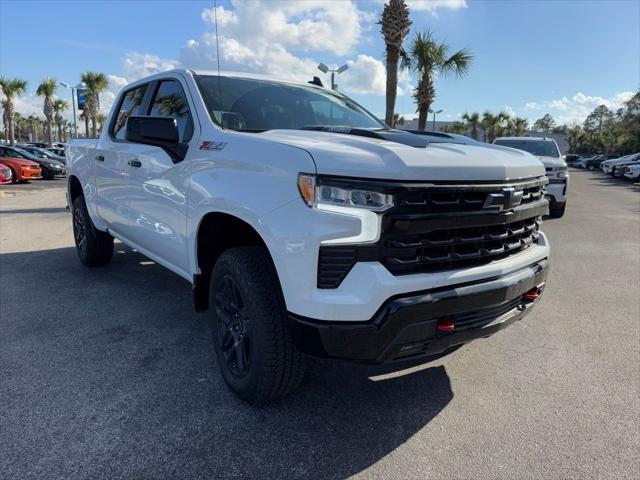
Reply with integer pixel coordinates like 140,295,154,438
298,126,463,148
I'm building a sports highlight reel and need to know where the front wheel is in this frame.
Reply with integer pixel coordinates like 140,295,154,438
72,195,114,267
209,247,306,404
587,164,595,171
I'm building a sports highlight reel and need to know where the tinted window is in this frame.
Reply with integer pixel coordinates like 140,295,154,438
4,148,27,159
494,139,560,158
195,75,383,131
148,80,193,142
112,85,148,140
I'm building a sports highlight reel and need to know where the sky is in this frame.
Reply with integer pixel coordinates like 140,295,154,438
1,0,638,126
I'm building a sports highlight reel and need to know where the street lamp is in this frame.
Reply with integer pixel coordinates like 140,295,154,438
317,63,349,90
60,81,86,138
428,108,443,131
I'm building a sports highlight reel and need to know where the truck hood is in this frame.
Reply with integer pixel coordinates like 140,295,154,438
259,130,545,181
535,156,567,169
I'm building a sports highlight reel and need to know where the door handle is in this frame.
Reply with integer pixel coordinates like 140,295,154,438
128,160,142,168
95,155,105,162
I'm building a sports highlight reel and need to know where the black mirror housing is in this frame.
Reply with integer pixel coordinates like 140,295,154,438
125,116,186,163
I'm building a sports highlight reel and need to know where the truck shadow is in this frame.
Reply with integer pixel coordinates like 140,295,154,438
1,245,453,479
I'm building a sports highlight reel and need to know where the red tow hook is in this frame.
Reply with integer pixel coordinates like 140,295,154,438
523,288,540,301
436,319,456,332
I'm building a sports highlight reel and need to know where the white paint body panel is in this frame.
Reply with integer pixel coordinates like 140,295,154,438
68,69,551,322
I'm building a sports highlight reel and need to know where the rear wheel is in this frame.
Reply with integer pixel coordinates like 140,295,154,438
72,195,113,267
209,246,306,404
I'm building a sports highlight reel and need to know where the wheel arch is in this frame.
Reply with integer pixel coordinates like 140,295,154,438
193,211,279,312
68,175,83,204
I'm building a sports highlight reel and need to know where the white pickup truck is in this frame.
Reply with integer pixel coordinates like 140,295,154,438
67,69,550,404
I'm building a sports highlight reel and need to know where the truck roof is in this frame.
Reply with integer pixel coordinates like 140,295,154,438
128,68,330,91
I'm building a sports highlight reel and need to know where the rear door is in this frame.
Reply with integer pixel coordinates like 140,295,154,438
119,77,196,277
95,83,151,233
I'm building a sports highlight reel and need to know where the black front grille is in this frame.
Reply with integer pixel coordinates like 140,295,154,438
317,177,548,289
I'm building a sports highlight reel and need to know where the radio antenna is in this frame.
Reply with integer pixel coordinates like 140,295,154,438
213,0,224,129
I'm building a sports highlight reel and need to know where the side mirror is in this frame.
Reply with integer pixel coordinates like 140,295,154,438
125,116,186,163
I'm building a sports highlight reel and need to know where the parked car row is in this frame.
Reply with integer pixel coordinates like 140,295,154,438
566,152,640,182
0,144,67,183
568,154,617,171
600,153,640,180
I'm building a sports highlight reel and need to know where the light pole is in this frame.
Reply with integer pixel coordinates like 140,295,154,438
429,108,443,131
317,63,349,90
60,81,86,138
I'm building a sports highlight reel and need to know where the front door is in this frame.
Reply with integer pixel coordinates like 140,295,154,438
95,83,150,233
122,78,196,277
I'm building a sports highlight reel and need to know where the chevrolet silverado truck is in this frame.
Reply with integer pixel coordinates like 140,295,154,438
67,70,550,404
493,136,568,218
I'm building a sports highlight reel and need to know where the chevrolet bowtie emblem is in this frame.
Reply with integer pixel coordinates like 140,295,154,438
484,187,524,211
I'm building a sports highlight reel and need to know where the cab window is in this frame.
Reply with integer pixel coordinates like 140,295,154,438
111,84,148,140
148,80,194,142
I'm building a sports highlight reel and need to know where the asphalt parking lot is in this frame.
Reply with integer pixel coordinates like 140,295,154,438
1,171,639,479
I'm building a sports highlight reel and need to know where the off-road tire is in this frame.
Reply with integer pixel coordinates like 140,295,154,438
209,246,306,404
72,195,113,267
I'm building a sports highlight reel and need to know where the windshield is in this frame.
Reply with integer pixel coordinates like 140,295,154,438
9,147,40,161
195,75,384,131
494,139,560,158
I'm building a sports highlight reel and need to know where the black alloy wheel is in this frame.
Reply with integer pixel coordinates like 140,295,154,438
214,274,251,377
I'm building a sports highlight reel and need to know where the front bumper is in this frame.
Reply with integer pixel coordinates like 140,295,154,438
545,181,567,205
288,258,548,363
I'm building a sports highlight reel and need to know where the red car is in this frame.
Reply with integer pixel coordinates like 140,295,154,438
0,163,12,184
0,147,42,182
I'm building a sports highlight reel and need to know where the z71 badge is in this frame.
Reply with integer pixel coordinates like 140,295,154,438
199,141,228,151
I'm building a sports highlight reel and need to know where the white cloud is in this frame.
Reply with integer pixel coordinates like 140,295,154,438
503,105,516,117
200,0,363,56
341,54,402,95
526,91,634,124
407,0,467,12
180,1,404,97
122,52,180,81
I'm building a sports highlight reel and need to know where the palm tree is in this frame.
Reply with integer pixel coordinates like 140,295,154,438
96,113,107,134
513,117,529,136
13,112,24,143
392,112,407,127
0,76,28,145
27,114,39,142
402,30,472,130
481,111,500,143
1,99,9,142
36,77,57,146
494,111,511,139
461,112,480,140
52,99,69,142
80,71,109,137
379,0,411,126
442,121,468,135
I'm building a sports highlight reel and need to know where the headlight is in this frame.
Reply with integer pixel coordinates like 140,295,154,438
47,163,61,169
298,174,394,212
557,170,568,178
